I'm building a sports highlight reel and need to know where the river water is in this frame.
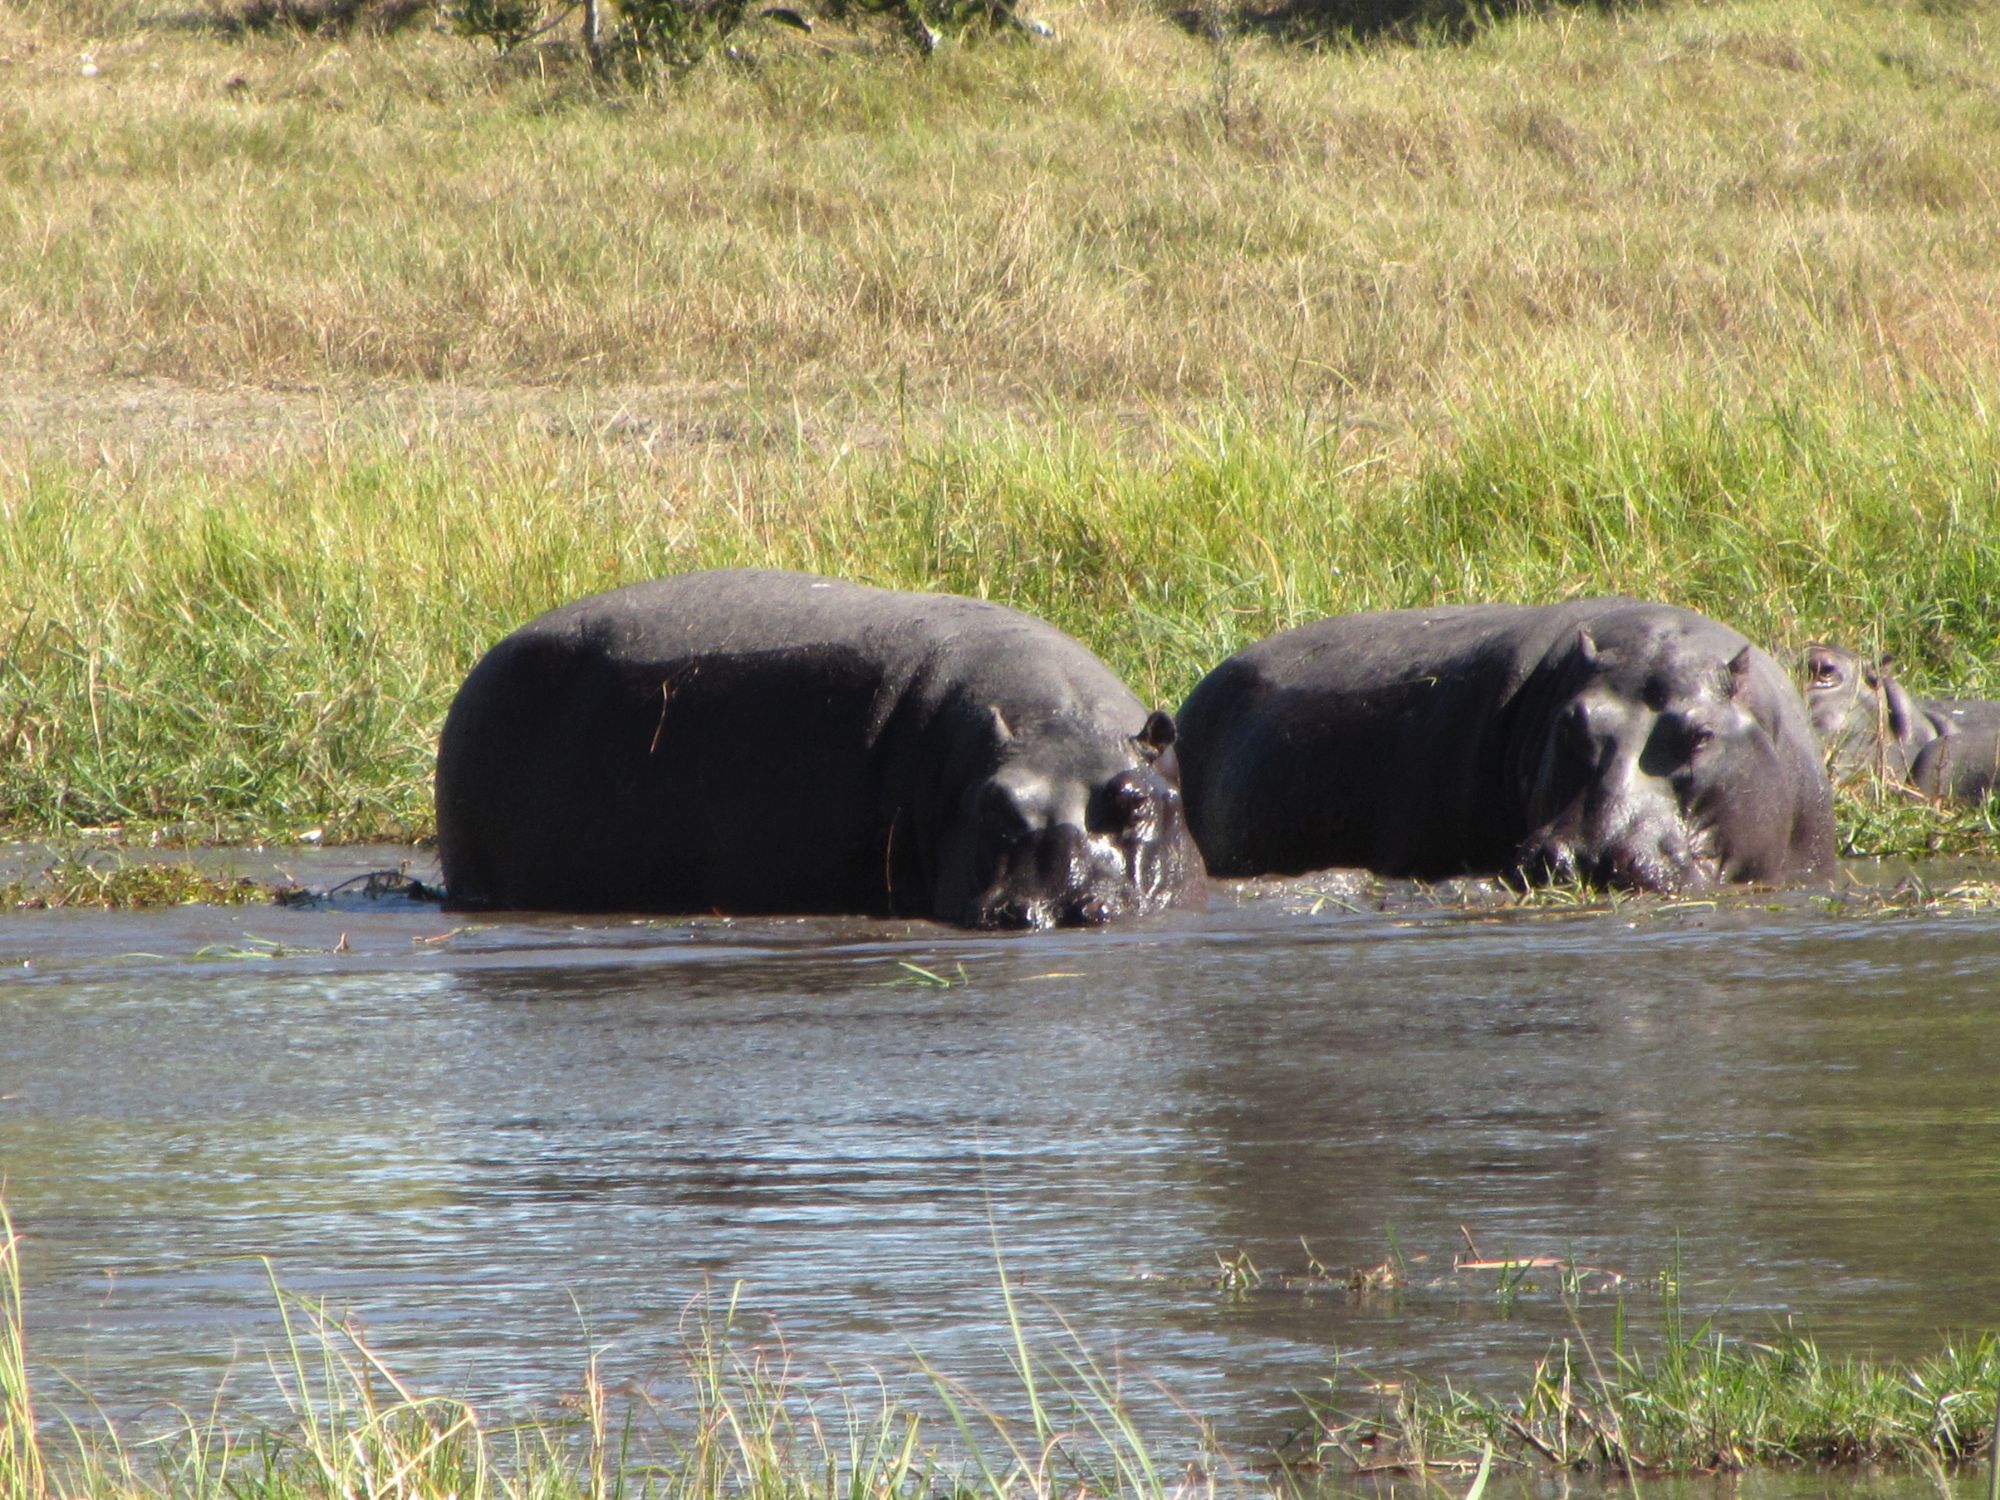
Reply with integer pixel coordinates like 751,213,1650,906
3,846,1999,1481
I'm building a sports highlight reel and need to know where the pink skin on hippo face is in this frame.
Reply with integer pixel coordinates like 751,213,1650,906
1517,631,1798,892
938,713,1198,929
1173,598,1836,895
1801,643,1931,782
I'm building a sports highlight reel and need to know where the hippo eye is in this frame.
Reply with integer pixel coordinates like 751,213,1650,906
1668,720,1715,766
979,783,1033,843
1099,777,1163,836
1808,663,1840,688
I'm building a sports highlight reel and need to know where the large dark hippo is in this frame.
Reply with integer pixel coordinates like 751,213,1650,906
435,570,1206,927
1175,598,1837,892
1803,643,2000,804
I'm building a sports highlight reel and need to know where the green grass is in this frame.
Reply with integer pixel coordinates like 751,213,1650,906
2,1206,46,1500
1308,1291,2000,1476
3,391,1997,848
2,0,1998,856
9,1197,2000,1499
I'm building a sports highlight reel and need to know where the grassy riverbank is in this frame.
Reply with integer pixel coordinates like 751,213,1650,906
3,0,1998,849
6,397,1998,848
1310,1318,2000,1477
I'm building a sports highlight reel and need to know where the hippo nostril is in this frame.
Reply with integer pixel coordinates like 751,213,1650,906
1059,886,1129,927
975,897,1054,931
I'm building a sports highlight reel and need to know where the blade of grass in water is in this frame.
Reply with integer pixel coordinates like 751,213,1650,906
2,1201,47,1500
7,1187,2000,1497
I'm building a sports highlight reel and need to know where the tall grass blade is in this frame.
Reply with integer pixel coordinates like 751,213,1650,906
1,1200,47,1500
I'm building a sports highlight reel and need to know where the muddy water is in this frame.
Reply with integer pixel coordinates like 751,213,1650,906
4,846,2000,1465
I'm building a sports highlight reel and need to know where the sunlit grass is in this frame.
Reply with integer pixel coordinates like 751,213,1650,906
3,1195,1225,1500
1308,1291,2000,1476
2,1204,46,1500
2,0,1997,859
8,0,2000,417
3,393,1995,850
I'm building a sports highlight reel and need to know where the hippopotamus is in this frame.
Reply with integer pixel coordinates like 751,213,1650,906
434,569,1206,927
1802,643,2000,804
1174,598,1837,892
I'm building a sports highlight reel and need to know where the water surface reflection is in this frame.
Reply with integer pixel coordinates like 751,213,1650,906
3,850,1998,1458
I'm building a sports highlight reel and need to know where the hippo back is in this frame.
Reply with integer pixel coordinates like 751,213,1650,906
436,569,1203,924
1177,598,1834,891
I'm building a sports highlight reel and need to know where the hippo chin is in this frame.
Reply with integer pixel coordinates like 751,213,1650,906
1175,598,1837,894
434,569,1206,928
1803,643,2000,804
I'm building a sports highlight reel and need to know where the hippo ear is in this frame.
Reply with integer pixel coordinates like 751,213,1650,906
1575,628,1599,666
987,705,1016,743
1725,646,1754,700
1132,708,1177,760
1879,675,1919,742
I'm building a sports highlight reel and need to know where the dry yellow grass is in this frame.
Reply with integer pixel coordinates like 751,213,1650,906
2,0,1996,842
4,0,1997,444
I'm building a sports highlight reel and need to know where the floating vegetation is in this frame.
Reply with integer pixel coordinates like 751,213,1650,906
0,854,287,911
884,959,973,988
0,854,442,912
1172,1230,1628,1307
1823,874,2000,917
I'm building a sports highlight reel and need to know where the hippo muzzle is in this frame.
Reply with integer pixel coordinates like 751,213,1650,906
1512,657,1749,894
970,823,1139,930
958,763,1201,930
1512,822,1719,894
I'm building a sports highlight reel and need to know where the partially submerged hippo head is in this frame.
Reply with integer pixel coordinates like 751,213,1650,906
1801,643,1931,781
1515,618,1831,893
934,708,1205,930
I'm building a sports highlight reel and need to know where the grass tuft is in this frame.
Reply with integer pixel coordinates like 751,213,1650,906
3,1190,1220,1500
7,1192,2000,1496
1307,1276,2000,1476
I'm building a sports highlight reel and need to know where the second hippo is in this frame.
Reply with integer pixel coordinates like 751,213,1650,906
1803,643,2000,804
1175,598,1837,892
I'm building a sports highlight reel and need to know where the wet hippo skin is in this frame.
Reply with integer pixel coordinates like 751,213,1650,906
1803,643,2000,805
435,569,1207,927
1176,598,1837,892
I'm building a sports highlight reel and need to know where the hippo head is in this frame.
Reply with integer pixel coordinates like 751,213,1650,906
1515,622,1810,893
934,709,1206,930
1801,643,1929,780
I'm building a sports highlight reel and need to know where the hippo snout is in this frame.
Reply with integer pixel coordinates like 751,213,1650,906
971,824,1138,930
1513,827,1715,895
